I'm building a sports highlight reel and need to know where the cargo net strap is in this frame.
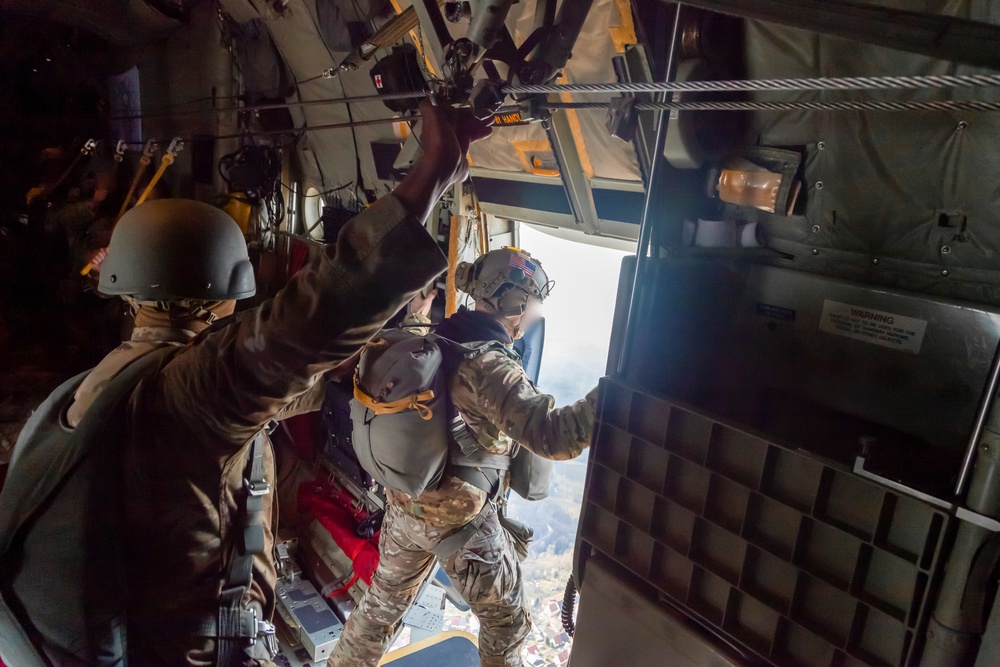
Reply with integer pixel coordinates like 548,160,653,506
353,381,436,420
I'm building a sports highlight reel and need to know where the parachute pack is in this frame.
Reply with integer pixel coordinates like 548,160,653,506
350,327,552,502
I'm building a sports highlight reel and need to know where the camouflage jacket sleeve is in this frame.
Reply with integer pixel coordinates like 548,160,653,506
400,311,432,335
451,349,598,461
149,194,446,454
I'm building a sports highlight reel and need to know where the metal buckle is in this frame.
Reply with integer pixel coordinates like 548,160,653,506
248,607,258,647
263,631,279,658
244,478,271,496
257,619,276,636
248,607,278,655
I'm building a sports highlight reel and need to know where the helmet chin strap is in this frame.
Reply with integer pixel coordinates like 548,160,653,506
480,298,523,340
505,311,526,340
131,299,235,333
188,305,220,325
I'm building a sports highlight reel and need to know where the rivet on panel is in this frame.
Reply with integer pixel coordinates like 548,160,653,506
110,275,117,283
958,121,969,130
811,225,821,234
941,245,952,255
872,258,880,265
815,181,824,190
811,249,819,255
942,269,950,277
817,141,826,150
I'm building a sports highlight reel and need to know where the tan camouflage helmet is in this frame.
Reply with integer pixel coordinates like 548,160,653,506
455,247,553,316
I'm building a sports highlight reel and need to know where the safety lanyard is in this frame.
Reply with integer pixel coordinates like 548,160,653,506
135,137,184,207
116,139,157,222
81,138,183,277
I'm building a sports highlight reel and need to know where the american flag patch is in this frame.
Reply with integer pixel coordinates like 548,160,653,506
508,253,536,277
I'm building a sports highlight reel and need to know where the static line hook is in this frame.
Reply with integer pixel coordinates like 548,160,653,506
166,137,185,155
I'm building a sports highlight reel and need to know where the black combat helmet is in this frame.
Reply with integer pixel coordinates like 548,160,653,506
98,199,256,301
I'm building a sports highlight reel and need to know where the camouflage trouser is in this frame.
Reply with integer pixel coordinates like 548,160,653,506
328,502,530,667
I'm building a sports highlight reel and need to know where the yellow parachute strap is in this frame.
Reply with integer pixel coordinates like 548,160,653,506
353,381,436,421
136,137,183,207
477,207,489,256
445,215,461,318
116,147,154,221
81,140,157,276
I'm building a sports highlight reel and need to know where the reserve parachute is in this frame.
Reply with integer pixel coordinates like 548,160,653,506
351,328,512,498
350,327,552,503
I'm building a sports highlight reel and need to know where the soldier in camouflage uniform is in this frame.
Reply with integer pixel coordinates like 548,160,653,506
331,248,598,667
0,100,491,667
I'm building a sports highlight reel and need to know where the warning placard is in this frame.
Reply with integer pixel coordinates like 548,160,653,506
819,300,927,353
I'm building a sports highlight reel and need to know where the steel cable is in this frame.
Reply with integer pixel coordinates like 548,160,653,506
110,73,1000,121
504,72,1000,96
543,99,1000,112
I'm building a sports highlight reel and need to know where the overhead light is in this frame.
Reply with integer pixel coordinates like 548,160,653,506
45,57,52,62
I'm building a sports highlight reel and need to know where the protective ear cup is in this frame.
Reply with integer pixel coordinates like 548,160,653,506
454,261,476,294
498,285,529,317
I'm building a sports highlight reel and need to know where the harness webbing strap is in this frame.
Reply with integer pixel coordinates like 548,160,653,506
353,382,436,420
430,470,503,560
447,464,502,496
216,430,277,665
